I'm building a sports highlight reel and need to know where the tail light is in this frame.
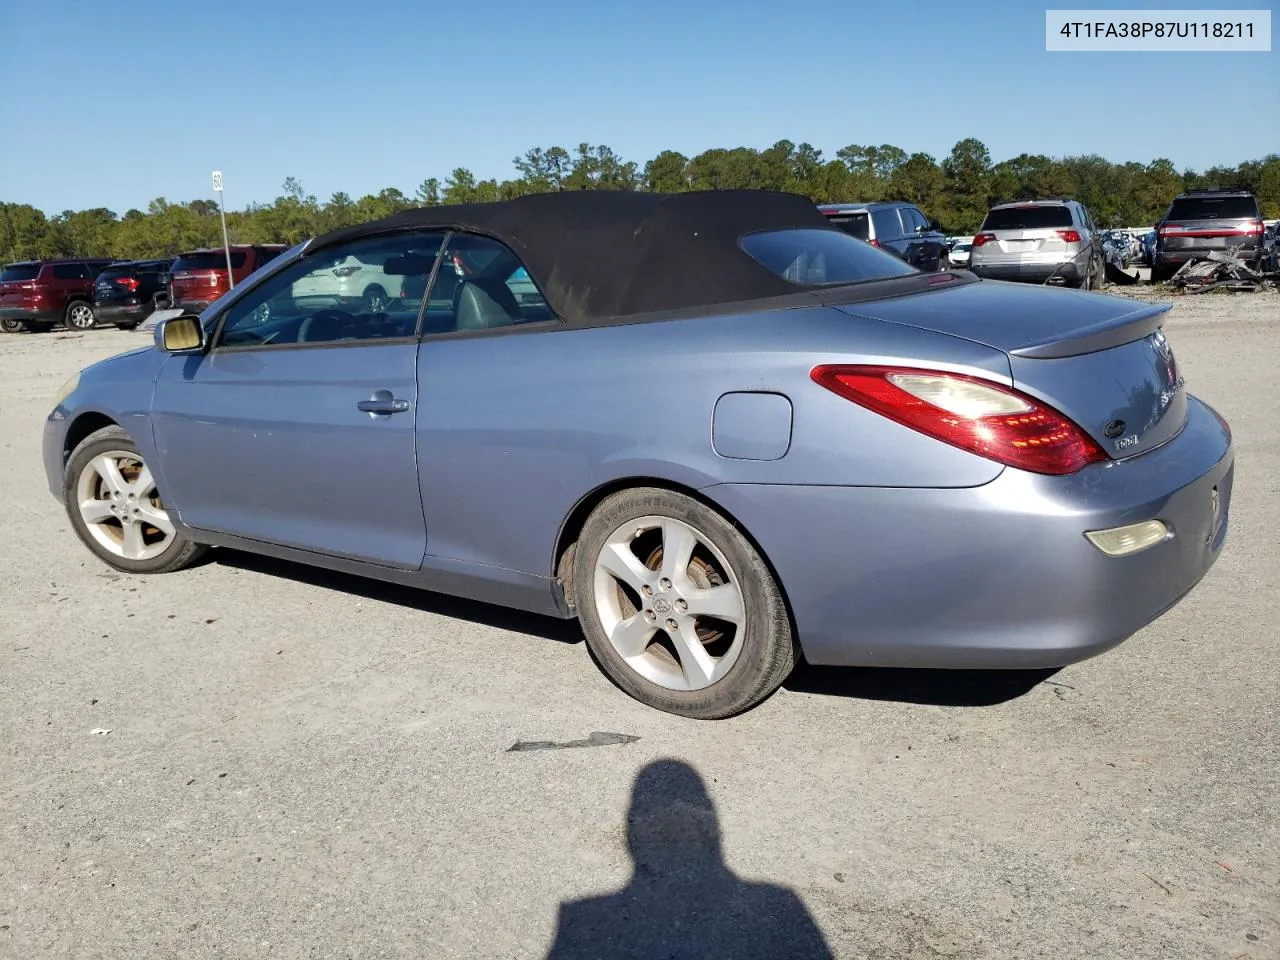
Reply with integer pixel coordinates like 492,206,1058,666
114,277,140,292
1056,229,1082,243
1246,219,1264,235
868,238,881,248
810,365,1107,476
972,233,997,247
332,265,360,277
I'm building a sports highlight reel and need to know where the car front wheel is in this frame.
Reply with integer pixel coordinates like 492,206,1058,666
64,425,207,574
572,487,795,719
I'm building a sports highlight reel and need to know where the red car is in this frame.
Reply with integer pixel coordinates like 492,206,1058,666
0,258,116,333
168,245,287,312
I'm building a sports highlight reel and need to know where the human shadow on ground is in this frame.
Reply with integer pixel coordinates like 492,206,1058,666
213,548,581,644
784,662,1060,707
545,759,834,960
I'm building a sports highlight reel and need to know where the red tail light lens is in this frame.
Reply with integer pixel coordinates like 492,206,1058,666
811,365,1107,476
114,277,140,292
972,233,997,247
1246,219,1264,235
1056,229,1082,243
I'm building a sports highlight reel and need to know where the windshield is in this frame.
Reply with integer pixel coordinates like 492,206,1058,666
1,264,40,282
172,251,246,272
1166,196,1259,221
740,228,917,286
980,206,1074,230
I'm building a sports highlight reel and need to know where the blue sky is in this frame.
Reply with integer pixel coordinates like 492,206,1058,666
1,0,1275,214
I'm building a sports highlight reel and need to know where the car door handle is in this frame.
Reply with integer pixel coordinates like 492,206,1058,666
357,392,411,415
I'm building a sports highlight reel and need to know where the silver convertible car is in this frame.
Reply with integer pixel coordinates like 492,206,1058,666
44,191,1233,719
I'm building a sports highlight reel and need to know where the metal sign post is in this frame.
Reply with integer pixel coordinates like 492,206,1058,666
212,170,234,289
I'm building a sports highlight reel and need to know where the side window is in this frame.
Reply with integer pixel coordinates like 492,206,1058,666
869,208,900,241
216,231,445,349
53,263,90,280
420,233,557,335
903,207,927,233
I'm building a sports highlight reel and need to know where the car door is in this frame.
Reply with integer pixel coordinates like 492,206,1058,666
150,230,445,568
897,206,927,267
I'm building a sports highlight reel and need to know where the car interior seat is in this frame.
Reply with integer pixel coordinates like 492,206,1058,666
451,277,522,331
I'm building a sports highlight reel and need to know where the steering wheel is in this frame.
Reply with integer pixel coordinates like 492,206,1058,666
301,308,361,342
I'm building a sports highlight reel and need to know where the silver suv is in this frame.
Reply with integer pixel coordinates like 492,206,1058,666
968,199,1104,289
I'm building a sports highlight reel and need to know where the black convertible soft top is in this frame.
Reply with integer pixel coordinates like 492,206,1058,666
308,190,840,324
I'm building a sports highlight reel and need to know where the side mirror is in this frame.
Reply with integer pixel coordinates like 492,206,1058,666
155,314,206,353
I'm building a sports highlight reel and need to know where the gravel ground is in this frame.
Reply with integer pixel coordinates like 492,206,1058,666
2,290,1278,960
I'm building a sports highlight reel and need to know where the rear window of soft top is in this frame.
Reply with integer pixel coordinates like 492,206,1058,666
172,251,247,271
1,264,40,282
740,228,917,286
1166,195,1260,221
980,205,1074,230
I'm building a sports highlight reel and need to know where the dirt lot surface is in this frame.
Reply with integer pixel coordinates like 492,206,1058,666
3,290,1278,959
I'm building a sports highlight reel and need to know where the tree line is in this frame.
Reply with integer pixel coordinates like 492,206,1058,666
3,139,1277,262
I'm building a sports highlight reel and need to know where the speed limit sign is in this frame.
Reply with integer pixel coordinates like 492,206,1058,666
212,170,223,192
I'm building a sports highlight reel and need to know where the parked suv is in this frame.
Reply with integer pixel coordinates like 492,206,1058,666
92,259,175,330
818,201,950,270
169,245,286,312
1152,189,1264,282
0,258,115,332
967,199,1104,289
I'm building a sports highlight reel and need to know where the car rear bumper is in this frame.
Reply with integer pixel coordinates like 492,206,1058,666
969,261,1082,283
0,306,59,323
93,302,151,325
705,395,1233,669
1156,247,1258,267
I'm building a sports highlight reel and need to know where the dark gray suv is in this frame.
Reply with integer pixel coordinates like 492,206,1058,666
818,201,950,270
1152,190,1265,282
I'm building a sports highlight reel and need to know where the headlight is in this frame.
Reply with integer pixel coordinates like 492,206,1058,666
51,372,81,409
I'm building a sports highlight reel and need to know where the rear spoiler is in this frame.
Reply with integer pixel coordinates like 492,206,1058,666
1009,302,1171,359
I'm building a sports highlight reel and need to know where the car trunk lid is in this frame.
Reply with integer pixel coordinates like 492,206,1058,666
826,282,1187,459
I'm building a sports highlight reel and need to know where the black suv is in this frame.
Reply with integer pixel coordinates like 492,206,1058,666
818,201,950,270
1152,189,1265,282
92,259,175,329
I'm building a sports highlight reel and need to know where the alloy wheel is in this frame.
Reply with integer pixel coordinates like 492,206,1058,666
75,450,175,561
592,515,747,691
66,303,96,330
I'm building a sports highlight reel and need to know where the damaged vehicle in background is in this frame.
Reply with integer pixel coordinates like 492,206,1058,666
42,191,1233,719
967,199,1105,289
1152,189,1265,283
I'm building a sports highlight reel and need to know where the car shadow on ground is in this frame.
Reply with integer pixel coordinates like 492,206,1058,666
544,758,834,959
784,661,1060,707
212,548,582,645
212,549,1057,706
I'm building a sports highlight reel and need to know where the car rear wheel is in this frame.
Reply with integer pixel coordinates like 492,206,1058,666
64,425,207,574
572,487,795,719
0,318,27,333
64,301,97,330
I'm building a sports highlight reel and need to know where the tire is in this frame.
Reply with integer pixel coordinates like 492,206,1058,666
1150,264,1174,284
64,425,207,575
64,300,97,331
363,285,389,313
572,487,795,719
1,318,27,333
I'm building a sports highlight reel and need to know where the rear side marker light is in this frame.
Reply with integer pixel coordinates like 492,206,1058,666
1085,520,1169,557
811,365,1107,476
